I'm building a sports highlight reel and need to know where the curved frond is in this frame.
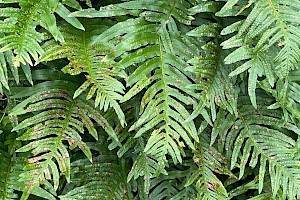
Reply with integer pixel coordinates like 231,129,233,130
1,0,300,199
220,0,300,107
117,0,194,25
0,0,83,68
60,141,132,200
128,145,197,199
0,49,14,92
148,170,194,200
0,152,56,200
8,80,119,197
0,132,55,200
259,71,300,124
39,20,126,126
185,6,238,121
185,135,233,200
127,139,166,195
211,95,300,199
71,0,194,25
228,176,273,199
185,40,238,122
88,0,200,171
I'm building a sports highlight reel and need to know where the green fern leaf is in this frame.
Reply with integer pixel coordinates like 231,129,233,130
222,0,300,78
227,176,272,199
90,3,200,168
118,0,194,25
212,95,300,199
55,3,84,31
0,132,55,200
0,153,56,200
9,80,119,197
148,170,192,200
69,6,140,18
188,1,223,14
186,23,238,122
219,0,300,110
0,0,84,69
60,141,132,200
259,74,300,125
185,135,233,200
39,19,126,126
125,24,198,167
0,50,11,92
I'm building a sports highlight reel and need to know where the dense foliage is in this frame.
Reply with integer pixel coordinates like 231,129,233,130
0,0,300,199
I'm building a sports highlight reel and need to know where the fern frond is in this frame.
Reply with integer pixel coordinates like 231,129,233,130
259,72,300,124
128,134,231,199
219,0,300,109
88,1,200,169
211,94,300,199
127,24,199,168
0,0,84,68
71,0,194,25
222,0,300,77
228,176,265,199
8,80,119,198
39,19,126,126
0,132,55,200
60,141,132,200
148,170,193,200
0,43,34,91
0,49,13,92
185,135,233,200
107,100,139,158
117,0,194,25
129,145,196,199
216,0,253,17
185,41,238,122
182,17,238,122
188,0,224,14
0,152,56,200
127,141,165,195
69,2,201,169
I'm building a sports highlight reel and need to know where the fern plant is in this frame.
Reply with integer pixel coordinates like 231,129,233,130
1,0,300,199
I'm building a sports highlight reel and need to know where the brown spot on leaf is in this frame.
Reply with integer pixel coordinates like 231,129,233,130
193,157,200,163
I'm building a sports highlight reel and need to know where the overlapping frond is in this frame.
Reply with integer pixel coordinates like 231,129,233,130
185,41,238,122
124,27,199,169
188,0,224,15
0,152,56,200
0,131,55,200
0,0,84,68
0,41,34,91
8,80,119,199
128,135,232,199
147,169,195,200
227,176,273,199
0,0,299,199
0,49,16,92
60,141,132,200
82,0,200,173
71,0,194,25
220,0,300,107
184,4,238,122
211,95,300,199
259,70,300,124
185,135,233,200
39,19,126,126
116,0,194,25
128,145,197,199
126,138,166,195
